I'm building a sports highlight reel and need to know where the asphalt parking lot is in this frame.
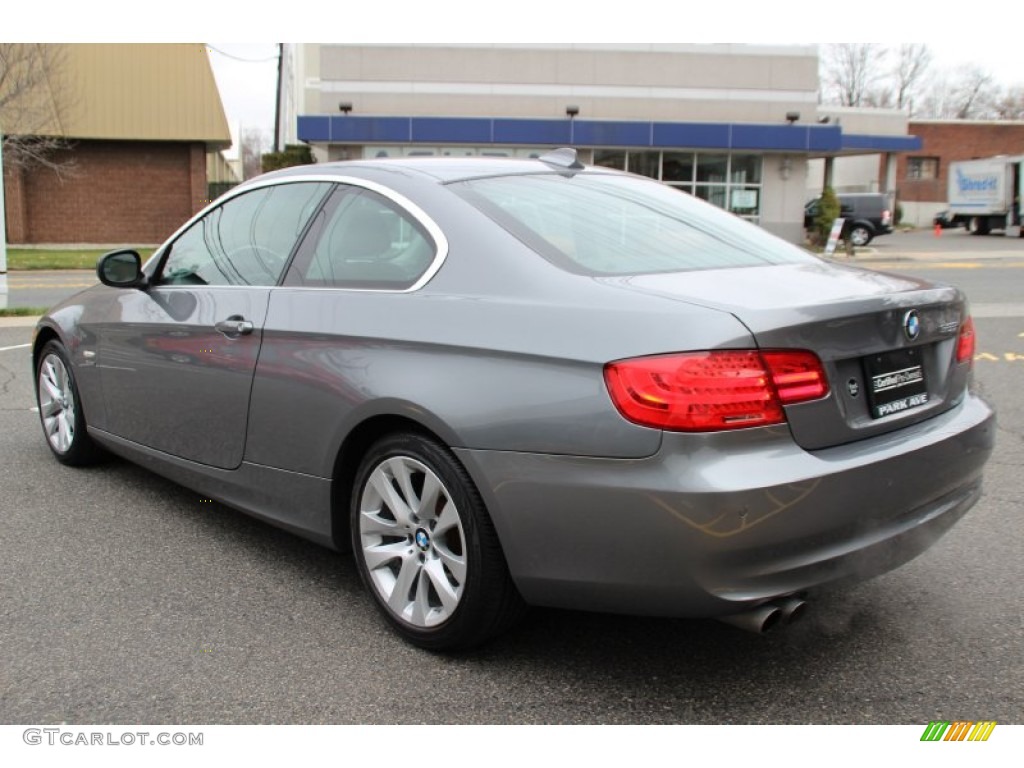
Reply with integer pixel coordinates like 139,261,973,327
0,233,1021,725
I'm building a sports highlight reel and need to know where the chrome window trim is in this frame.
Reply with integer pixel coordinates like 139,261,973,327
145,175,450,294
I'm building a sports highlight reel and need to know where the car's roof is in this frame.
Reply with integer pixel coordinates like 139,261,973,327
255,154,621,185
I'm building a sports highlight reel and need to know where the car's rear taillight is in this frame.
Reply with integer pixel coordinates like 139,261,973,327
604,350,829,432
882,209,892,226
957,316,975,366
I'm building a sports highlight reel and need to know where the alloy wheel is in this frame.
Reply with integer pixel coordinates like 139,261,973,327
357,456,467,628
37,352,76,454
850,227,871,246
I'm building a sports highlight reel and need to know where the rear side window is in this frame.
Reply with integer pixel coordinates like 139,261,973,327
158,182,331,287
451,173,814,275
283,187,436,290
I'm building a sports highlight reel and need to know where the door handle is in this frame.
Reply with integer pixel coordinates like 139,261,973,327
215,316,254,337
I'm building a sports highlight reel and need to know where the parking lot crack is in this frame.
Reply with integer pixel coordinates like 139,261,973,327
0,358,15,396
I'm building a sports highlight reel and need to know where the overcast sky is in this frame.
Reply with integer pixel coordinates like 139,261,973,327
21,0,1021,143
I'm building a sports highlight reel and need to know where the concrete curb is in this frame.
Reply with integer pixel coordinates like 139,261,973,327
0,316,41,328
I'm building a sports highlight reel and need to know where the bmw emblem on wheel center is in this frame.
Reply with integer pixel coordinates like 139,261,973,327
903,309,921,341
415,529,431,550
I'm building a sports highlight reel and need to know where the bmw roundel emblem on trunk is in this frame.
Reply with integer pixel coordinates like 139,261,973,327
903,310,921,341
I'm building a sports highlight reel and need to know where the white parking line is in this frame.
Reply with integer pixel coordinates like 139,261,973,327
0,343,31,353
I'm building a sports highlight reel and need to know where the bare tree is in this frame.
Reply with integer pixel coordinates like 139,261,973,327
240,128,268,180
863,88,894,109
822,44,887,107
950,66,997,119
913,67,1005,120
892,44,932,112
992,85,1024,120
0,43,77,176
914,75,952,119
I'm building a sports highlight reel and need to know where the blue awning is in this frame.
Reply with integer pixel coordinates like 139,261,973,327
297,115,921,155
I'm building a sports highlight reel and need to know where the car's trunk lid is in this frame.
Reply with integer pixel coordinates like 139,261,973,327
601,261,971,450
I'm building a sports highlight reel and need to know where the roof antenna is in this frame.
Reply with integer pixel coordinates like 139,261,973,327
539,147,584,171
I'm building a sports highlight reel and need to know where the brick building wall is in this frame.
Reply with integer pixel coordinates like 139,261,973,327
3,139,208,244
893,121,1024,204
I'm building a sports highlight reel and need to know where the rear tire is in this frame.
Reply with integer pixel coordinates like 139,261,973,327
848,224,873,247
35,340,105,466
350,432,524,650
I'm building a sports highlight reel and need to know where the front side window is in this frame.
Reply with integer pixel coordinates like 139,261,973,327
284,187,436,290
452,173,813,275
158,182,331,286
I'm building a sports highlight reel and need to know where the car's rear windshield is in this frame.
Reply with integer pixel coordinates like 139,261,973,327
450,172,816,275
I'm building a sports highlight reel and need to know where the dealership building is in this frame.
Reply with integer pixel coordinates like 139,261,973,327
278,43,921,244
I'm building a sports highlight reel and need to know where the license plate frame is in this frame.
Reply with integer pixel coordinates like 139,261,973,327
863,347,929,419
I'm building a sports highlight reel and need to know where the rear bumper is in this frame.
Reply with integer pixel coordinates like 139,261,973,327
455,393,995,617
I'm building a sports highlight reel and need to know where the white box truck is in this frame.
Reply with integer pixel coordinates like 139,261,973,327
947,155,1023,235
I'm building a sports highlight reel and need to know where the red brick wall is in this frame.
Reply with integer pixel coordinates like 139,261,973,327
893,122,1024,204
2,165,29,243
3,139,208,244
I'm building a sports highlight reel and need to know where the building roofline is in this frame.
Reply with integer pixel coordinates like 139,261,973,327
316,42,819,58
908,118,1024,126
818,105,911,118
9,44,231,147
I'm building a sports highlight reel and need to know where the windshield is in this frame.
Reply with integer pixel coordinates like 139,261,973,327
450,172,816,276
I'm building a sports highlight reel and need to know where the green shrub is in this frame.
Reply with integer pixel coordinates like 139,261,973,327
261,144,314,173
814,187,842,243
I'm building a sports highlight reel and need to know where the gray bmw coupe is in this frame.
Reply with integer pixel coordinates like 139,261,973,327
33,150,995,649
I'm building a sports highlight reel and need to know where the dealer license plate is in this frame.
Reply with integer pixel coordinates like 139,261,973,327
864,347,929,419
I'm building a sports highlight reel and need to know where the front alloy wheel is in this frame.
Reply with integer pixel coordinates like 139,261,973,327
351,433,523,650
35,340,103,466
38,351,77,454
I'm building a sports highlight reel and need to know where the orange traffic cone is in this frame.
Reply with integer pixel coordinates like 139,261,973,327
934,222,942,237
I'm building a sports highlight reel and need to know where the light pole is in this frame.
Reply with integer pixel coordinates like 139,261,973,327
566,105,579,146
0,124,8,310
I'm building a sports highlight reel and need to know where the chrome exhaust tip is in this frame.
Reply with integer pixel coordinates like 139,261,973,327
776,596,807,626
716,604,782,634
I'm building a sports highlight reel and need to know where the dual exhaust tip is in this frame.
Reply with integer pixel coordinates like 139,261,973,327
716,596,807,634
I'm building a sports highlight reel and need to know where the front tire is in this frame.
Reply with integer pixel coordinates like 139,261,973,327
36,340,104,466
351,432,523,650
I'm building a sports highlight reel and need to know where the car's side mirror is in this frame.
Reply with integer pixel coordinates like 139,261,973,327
97,249,148,289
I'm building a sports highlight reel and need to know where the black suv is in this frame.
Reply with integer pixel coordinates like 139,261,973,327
804,192,894,246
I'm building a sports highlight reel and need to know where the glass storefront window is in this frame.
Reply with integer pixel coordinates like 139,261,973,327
662,153,694,184
594,150,626,170
629,151,660,179
696,155,728,184
729,187,760,216
730,155,762,185
358,146,763,222
695,185,728,208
